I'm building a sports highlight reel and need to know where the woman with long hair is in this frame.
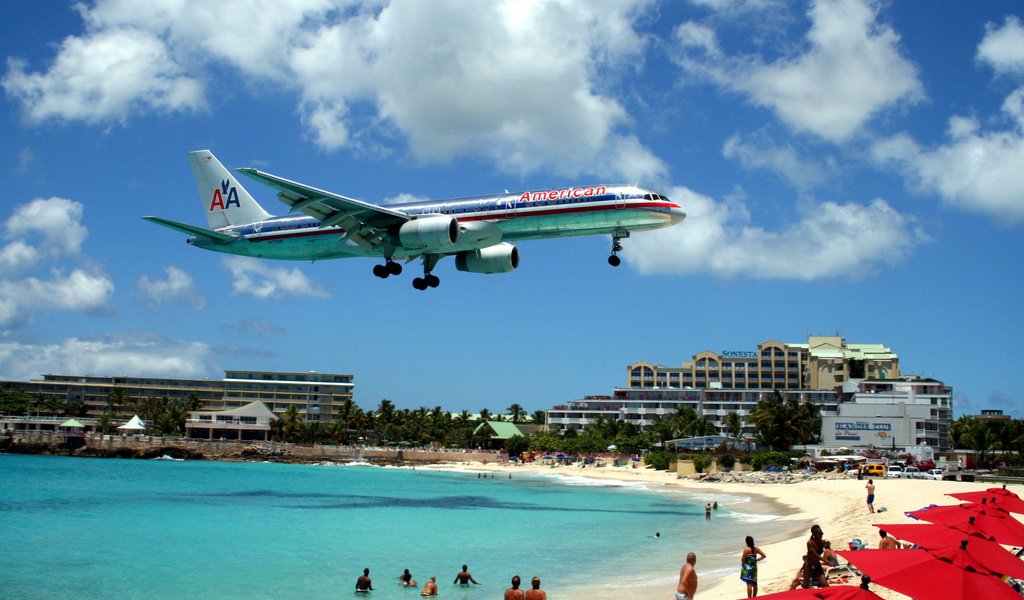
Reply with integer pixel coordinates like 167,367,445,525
740,535,767,597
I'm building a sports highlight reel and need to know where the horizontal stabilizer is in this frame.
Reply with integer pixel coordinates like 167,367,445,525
142,216,239,243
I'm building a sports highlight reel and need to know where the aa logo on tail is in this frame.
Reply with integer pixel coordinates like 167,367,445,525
209,179,241,211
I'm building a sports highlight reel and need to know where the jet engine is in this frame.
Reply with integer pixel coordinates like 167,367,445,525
455,243,520,274
397,216,459,249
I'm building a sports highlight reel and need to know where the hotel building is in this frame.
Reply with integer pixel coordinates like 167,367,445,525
1,370,354,424
547,336,953,450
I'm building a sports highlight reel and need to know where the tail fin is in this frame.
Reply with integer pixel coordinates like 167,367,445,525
188,150,271,228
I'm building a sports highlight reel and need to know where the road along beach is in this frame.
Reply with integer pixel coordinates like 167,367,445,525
423,461,1024,600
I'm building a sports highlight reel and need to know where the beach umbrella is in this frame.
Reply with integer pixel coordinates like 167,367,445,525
952,486,1022,500
872,524,1024,579
754,584,885,599
947,491,1024,514
837,549,1020,600
907,504,1024,546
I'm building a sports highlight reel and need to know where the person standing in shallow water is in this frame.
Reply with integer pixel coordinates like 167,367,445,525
740,535,766,598
525,576,546,600
705,503,712,520
504,575,526,600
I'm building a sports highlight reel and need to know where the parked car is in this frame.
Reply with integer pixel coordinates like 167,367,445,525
863,463,887,477
921,468,944,480
887,465,905,478
900,466,921,478
917,459,936,470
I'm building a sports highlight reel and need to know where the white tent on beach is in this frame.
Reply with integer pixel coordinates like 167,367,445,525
117,415,147,434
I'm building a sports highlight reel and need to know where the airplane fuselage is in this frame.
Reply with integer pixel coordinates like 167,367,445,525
190,184,682,261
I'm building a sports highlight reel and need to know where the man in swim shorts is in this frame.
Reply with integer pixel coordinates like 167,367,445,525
356,568,373,592
866,479,875,513
454,564,479,585
676,552,698,599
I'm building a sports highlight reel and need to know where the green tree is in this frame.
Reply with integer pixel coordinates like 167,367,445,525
723,411,743,439
505,434,530,457
507,403,526,424
749,390,821,451
530,410,547,425
278,405,305,443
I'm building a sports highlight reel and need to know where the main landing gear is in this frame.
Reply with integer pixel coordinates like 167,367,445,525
412,254,441,291
608,229,629,267
372,259,402,278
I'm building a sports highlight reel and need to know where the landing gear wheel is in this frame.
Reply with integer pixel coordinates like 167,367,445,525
387,261,403,276
608,255,621,267
373,264,389,278
412,277,428,291
426,274,440,288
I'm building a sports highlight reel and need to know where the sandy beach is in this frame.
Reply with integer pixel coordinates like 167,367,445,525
424,461,1024,600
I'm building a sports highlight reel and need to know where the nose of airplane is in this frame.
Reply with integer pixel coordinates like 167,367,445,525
669,205,687,225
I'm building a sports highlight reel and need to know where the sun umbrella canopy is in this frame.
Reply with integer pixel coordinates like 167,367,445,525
947,491,1024,514
876,525,1024,579
755,584,885,599
837,549,1020,600
907,504,1024,546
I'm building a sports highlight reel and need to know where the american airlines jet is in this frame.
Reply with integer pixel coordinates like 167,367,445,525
145,150,685,290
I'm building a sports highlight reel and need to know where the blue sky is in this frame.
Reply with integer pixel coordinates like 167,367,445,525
1,1,1022,417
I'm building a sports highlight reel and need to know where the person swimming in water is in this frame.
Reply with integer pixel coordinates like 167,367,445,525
420,576,438,596
356,568,373,593
453,564,479,586
400,568,417,587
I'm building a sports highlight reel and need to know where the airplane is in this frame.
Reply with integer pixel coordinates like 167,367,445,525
144,150,686,290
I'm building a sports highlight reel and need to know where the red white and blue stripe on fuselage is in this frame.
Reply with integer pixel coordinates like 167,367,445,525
207,184,681,258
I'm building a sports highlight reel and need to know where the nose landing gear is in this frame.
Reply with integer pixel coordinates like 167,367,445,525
608,229,629,267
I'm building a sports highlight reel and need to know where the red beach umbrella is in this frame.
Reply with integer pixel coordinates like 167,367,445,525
947,492,1024,514
753,583,885,599
872,523,1024,579
836,549,1020,600
906,504,1024,546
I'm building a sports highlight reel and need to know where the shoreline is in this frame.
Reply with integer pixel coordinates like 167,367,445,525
423,461,1024,600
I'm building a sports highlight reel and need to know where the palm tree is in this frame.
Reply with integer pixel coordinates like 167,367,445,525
723,411,743,439
479,408,492,422
530,410,547,425
507,403,526,424
749,390,820,451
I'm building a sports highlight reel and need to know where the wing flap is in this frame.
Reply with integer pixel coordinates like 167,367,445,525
237,167,410,251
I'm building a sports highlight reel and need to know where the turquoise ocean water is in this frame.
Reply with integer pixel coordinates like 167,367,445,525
0,455,794,599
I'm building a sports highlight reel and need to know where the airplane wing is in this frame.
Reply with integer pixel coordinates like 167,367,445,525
142,216,240,243
236,168,408,251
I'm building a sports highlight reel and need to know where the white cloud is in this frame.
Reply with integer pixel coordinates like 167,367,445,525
223,256,329,299
722,131,835,188
5,197,87,257
871,85,1024,224
627,185,926,279
0,197,114,327
3,0,664,180
0,334,217,381
977,16,1024,75
137,266,206,310
672,0,924,142
2,28,204,124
